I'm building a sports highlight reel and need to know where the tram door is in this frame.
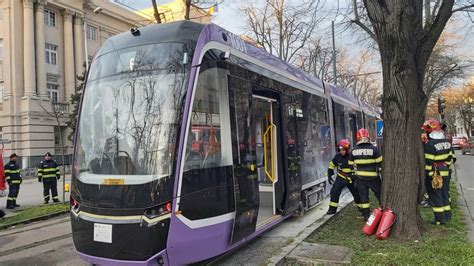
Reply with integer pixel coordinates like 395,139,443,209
252,95,279,227
228,76,281,244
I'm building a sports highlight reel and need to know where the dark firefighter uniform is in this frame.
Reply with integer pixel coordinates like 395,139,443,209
5,159,22,209
38,159,60,203
327,154,362,214
424,138,453,224
349,143,382,219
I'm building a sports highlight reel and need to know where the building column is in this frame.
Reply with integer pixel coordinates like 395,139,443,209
22,0,36,96
63,9,75,102
73,14,84,83
35,0,48,97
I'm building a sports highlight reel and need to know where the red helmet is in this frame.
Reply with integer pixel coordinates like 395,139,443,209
421,119,441,133
356,128,370,144
337,139,351,151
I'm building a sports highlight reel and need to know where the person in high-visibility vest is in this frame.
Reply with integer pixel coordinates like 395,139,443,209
37,152,61,204
5,153,22,209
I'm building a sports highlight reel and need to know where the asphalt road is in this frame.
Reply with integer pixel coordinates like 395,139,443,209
454,150,474,242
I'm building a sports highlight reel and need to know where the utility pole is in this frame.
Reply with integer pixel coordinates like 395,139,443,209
185,0,191,20
331,20,337,85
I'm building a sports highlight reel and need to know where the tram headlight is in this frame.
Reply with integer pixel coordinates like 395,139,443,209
143,201,172,226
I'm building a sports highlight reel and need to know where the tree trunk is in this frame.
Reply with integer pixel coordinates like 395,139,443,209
364,0,428,239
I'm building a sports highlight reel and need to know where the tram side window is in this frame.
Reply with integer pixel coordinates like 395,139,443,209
296,93,332,185
333,102,346,143
183,66,233,171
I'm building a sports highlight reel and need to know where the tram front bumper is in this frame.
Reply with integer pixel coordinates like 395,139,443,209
71,211,170,264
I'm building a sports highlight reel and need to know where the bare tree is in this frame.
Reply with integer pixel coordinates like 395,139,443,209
242,0,327,64
298,38,335,82
349,0,474,238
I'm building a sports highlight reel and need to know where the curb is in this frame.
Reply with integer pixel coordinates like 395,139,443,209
269,193,355,265
0,209,70,230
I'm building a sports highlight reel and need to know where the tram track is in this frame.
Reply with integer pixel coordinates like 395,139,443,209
0,233,72,257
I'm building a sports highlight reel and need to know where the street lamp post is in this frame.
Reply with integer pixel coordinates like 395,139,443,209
83,7,103,71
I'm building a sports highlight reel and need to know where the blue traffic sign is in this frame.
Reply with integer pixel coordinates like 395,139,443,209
376,120,384,138
321,125,331,140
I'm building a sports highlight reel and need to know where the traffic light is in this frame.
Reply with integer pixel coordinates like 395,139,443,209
437,97,446,114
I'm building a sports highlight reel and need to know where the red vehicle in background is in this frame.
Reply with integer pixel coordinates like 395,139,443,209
452,137,464,150
461,137,473,155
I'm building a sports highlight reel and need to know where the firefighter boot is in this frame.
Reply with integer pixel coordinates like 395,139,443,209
0,209,5,219
326,206,337,215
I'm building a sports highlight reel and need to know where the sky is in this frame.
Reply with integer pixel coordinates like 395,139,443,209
111,0,474,85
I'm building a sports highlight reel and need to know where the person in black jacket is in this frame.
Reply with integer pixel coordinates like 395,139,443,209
349,129,382,221
37,152,61,204
327,139,362,215
5,153,22,209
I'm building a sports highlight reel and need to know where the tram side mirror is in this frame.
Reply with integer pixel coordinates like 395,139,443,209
219,51,230,61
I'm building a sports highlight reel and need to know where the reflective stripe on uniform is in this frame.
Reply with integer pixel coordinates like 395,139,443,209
425,153,435,160
348,160,354,165
355,171,378,177
353,159,376,164
432,207,444,213
11,180,21,184
428,171,450,177
53,196,59,199
42,174,57,178
375,156,383,163
7,197,15,200
443,205,451,211
329,161,335,170
359,203,370,208
425,165,433,171
340,168,351,173
329,202,338,207
433,154,450,161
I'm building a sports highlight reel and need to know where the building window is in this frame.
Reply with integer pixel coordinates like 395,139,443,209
54,126,60,145
45,43,57,65
0,39,3,60
44,10,56,27
86,25,97,41
47,83,59,102
0,82,3,100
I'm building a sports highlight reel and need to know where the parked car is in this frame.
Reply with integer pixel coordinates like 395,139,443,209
461,137,474,155
452,137,464,150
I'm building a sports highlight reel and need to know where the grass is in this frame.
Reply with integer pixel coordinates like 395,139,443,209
0,203,69,228
306,184,474,264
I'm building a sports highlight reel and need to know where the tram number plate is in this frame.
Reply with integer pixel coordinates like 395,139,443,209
93,223,112,243
103,178,124,185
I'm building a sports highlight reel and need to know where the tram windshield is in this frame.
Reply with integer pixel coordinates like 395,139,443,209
74,43,190,186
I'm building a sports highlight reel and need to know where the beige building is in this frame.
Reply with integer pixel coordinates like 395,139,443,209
0,0,148,167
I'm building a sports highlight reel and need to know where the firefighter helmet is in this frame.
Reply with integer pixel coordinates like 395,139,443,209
421,119,441,133
337,139,351,152
356,128,370,144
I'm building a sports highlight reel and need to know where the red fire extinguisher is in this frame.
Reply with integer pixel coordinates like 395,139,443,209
0,144,6,197
376,208,396,240
362,207,383,236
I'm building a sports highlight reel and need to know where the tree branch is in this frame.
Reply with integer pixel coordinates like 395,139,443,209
350,19,377,40
452,4,474,13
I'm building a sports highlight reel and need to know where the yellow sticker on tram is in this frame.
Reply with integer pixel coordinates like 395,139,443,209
103,178,125,185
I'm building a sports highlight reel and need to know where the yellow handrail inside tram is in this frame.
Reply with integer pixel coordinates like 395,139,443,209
263,124,276,183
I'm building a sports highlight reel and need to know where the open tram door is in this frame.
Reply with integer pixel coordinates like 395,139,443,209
228,76,284,244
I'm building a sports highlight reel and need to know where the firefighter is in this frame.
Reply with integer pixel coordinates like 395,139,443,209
5,153,22,209
37,152,61,204
327,139,362,215
349,128,382,221
422,119,453,225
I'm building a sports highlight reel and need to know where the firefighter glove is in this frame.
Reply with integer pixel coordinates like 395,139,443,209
38,177,42,183
328,175,334,185
57,175,60,180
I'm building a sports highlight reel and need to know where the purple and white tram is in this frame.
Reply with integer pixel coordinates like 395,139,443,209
70,21,377,265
